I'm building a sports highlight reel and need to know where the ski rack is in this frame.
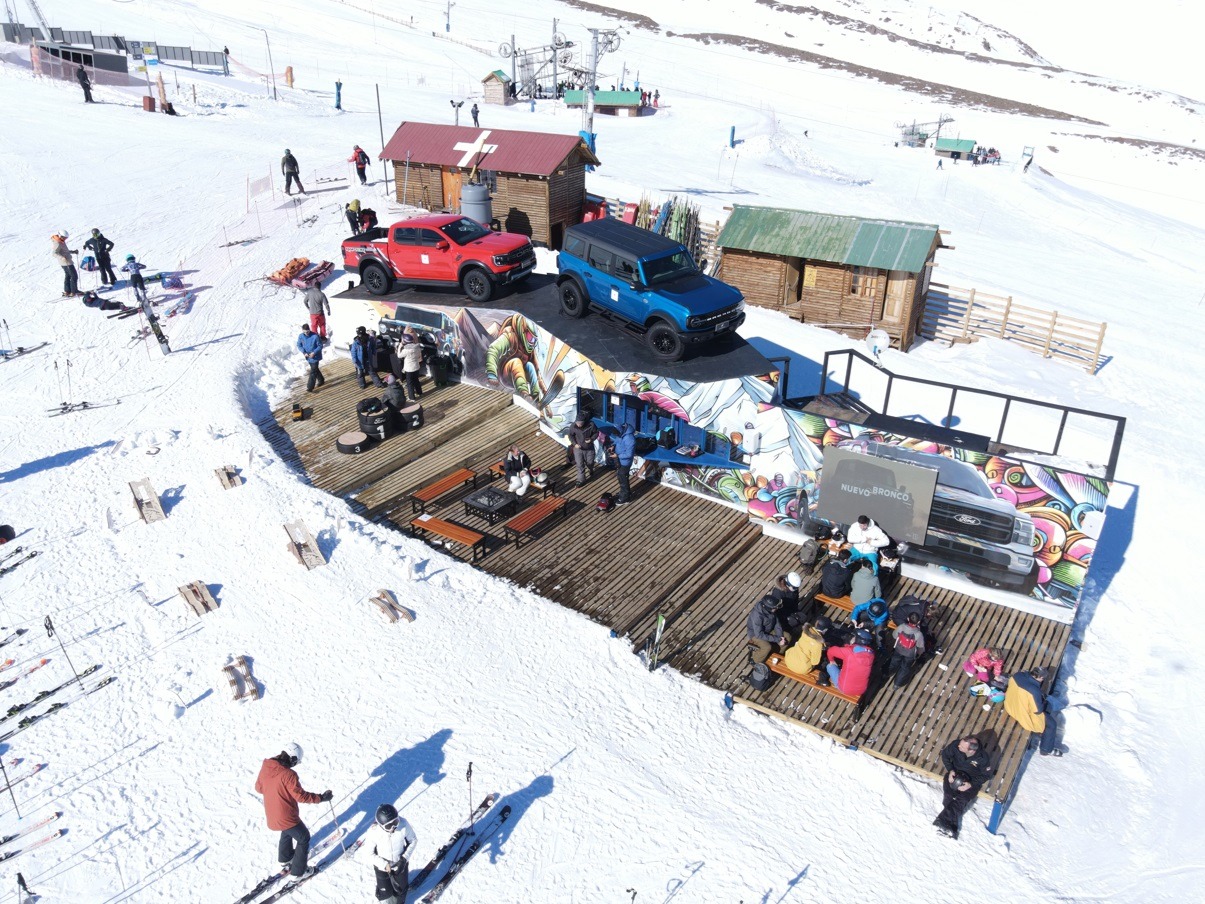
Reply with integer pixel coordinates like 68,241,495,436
283,520,326,570
178,581,218,617
221,655,260,701
368,588,413,624
129,479,167,523
215,464,243,490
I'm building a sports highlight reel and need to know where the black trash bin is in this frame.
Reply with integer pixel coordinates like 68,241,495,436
430,354,451,388
357,397,393,441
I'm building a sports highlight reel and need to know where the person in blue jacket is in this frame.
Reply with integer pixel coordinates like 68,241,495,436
851,597,890,629
351,326,385,388
613,423,637,505
296,323,325,392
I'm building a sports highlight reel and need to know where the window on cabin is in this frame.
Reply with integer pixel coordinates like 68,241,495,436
849,266,880,297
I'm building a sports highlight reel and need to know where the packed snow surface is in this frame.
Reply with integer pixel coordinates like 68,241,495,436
0,0,1201,901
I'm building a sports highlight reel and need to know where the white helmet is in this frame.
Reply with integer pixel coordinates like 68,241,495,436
283,742,303,765
786,571,802,589
59,229,69,239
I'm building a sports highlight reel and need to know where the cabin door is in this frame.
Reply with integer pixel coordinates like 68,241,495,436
441,167,462,211
882,271,909,324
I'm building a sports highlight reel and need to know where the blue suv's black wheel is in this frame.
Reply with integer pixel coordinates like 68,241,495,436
647,320,684,361
559,280,588,318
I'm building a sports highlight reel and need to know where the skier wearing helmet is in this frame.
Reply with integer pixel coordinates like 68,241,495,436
83,228,117,286
281,149,305,195
254,743,333,885
362,803,416,903
51,230,79,297
121,254,149,304
348,144,370,185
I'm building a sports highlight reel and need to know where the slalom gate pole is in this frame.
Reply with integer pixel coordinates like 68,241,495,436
0,757,20,818
44,616,83,687
326,799,349,856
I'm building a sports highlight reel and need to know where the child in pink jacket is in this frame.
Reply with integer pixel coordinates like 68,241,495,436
962,647,1005,682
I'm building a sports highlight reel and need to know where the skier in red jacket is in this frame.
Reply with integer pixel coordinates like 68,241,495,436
255,743,332,883
825,630,876,696
348,145,370,185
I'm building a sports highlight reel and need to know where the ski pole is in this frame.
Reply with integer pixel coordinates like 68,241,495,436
0,757,20,818
54,360,64,407
326,799,349,856
65,358,74,406
44,616,83,688
466,762,475,836
17,873,31,903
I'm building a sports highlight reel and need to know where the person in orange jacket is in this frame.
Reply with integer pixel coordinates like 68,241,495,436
255,742,332,883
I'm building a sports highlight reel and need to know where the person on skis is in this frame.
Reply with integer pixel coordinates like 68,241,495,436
254,743,332,884
84,228,117,286
76,63,94,103
363,803,416,903
121,254,149,304
51,230,79,297
349,145,371,185
282,149,305,195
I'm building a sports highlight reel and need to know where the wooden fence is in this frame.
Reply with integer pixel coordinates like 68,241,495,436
919,282,1107,375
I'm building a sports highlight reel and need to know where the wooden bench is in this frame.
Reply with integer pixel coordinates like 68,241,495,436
410,467,477,514
409,514,487,561
501,496,569,548
489,460,557,498
814,593,896,630
766,653,861,704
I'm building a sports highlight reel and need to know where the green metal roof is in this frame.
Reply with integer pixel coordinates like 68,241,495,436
562,90,642,107
483,69,511,83
935,138,975,153
717,206,940,273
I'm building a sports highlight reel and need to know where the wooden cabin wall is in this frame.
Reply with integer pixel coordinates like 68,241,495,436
717,249,787,310
495,174,551,244
392,163,443,210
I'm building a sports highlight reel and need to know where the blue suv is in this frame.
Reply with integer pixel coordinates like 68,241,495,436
556,219,745,361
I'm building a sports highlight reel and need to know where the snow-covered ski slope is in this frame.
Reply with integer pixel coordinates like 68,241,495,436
0,0,1201,900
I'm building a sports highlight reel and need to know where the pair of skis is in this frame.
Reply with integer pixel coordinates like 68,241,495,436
3,664,100,722
0,659,51,693
47,400,121,417
0,627,29,647
0,552,38,578
0,674,117,744
233,827,353,904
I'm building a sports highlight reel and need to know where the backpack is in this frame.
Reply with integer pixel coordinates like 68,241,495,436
896,630,918,651
595,493,615,513
80,255,98,271
357,149,370,166
798,538,822,573
748,662,773,691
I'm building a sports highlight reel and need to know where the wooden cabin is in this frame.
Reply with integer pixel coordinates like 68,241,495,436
934,138,975,160
482,69,514,105
380,122,602,248
562,89,643,117
716,206,947,350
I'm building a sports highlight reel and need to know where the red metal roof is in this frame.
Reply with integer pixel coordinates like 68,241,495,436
380,122,599,176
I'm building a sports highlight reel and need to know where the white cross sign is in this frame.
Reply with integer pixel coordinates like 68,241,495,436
453,131,498,167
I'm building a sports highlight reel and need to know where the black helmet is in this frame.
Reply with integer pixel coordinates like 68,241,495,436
764,594,782,610
855,629,873,645
869,600,887,618
815,616,832,632
375,803,399,830
356,325,368,335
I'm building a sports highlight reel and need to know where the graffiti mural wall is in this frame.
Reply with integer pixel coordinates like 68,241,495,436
369,299,1109,614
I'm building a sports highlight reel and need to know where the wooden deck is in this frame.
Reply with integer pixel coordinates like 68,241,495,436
263,361,1069,806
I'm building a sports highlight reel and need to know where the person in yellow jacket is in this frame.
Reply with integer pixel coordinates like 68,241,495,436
1004,666,1062,756
784,623,825,677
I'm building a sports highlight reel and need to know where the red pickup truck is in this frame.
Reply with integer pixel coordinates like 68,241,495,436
341,213,536,302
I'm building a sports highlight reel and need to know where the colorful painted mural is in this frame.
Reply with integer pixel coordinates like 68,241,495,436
369,298,1109,612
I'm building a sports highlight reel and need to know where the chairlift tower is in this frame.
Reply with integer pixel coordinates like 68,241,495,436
24,0,50,36
498,32,575,102
582,28,620,137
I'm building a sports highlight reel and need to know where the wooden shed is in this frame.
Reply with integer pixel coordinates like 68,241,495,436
934,137,975,160
381,122,601,248
562,89,643,117
716,206,947,350
482,69,514,105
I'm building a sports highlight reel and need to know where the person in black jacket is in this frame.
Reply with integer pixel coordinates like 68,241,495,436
282,149,305,195
567,416,598,486
934,736,993,839
84,228,116,285
76,64,94,103
503,445,532,497
818,548,853,597
769,572,804,630
745,594,786,664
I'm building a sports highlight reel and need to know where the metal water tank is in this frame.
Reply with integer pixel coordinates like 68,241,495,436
460,182,492,226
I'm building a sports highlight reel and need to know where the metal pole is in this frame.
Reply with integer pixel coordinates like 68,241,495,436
259,29,277,101
326,800,350,856
0,757,20,819
466,762,476,835
445,0,452,32
584,29,598,136
510,33,516,88
44,615,83,687
551,18,558,98
375,83,390,191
